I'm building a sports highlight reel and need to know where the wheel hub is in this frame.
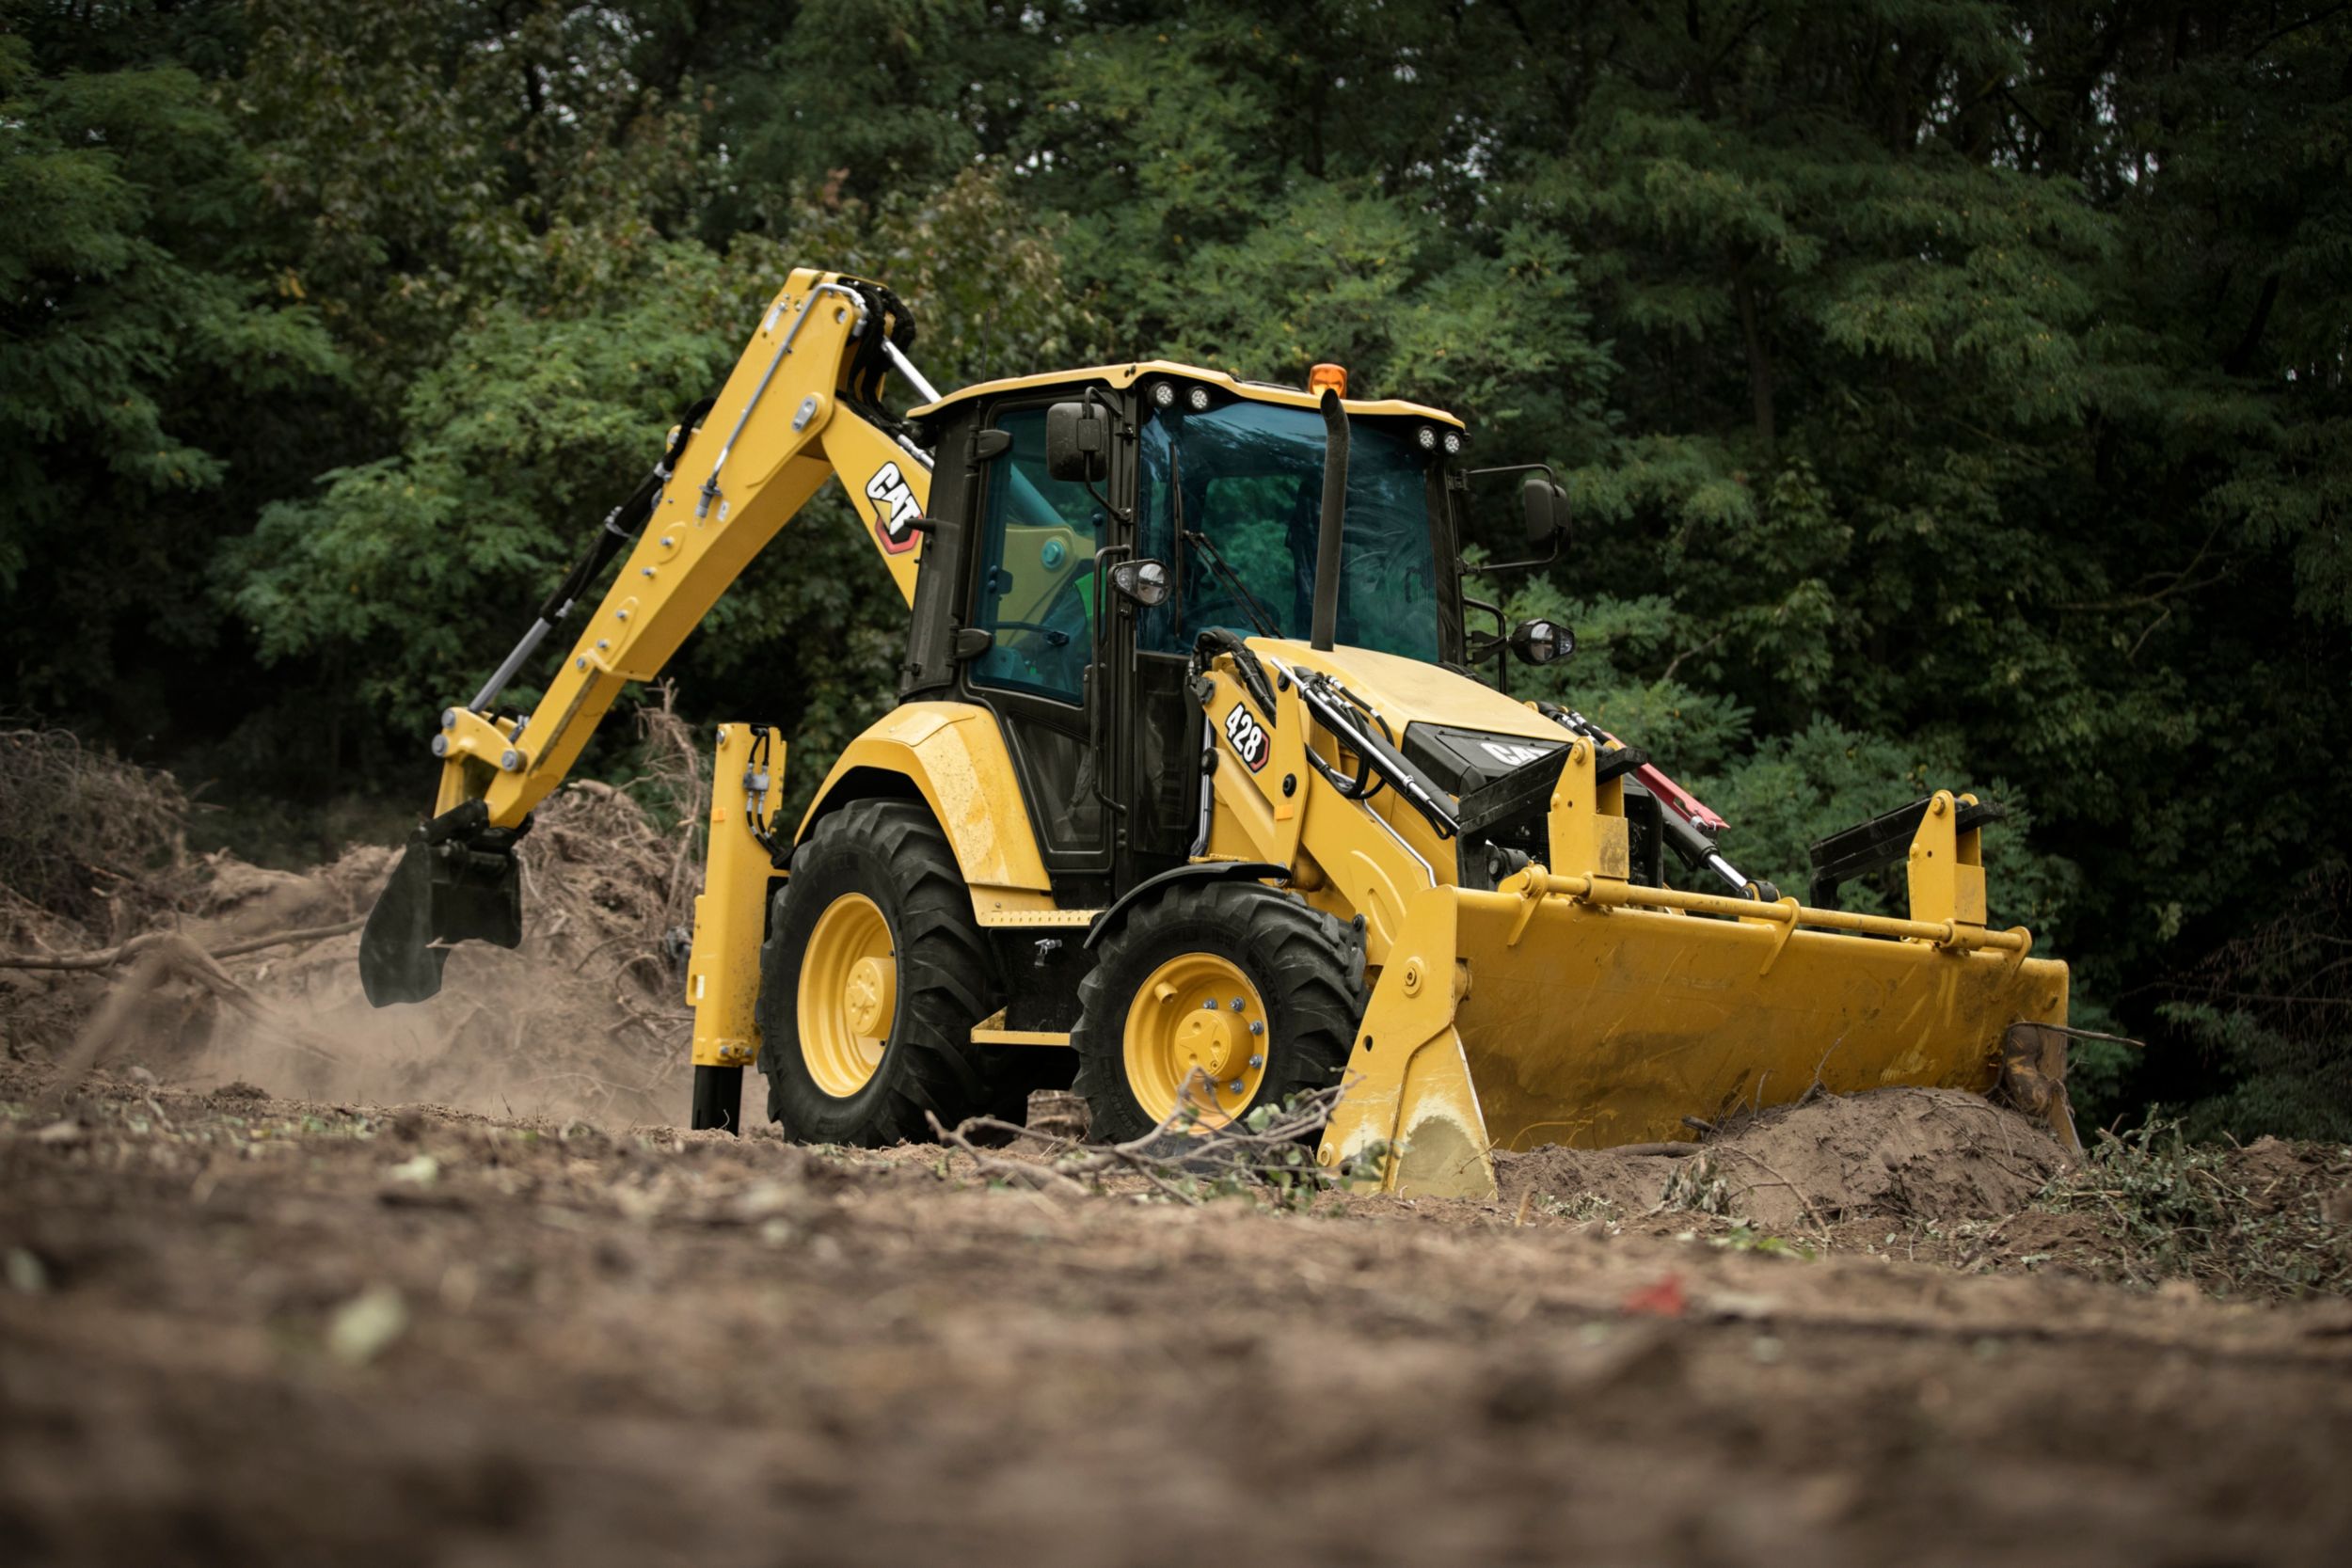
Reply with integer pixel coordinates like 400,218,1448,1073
1124,953,1268,1129
798,892,896,1097
1179,1010,1237,1076
843,955,894,1041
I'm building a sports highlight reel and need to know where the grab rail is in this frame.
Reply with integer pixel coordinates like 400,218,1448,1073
1497,866,2031,959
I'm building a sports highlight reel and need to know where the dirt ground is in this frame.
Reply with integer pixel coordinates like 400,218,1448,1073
7,752,2351,1564
6,1061,2352,1568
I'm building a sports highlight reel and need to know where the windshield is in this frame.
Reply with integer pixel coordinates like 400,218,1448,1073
1136,397,1442,661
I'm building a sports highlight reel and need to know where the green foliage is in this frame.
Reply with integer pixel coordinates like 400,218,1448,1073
0,24,343,726
224,241,749,718
2156,866,2352,1144
2037,1120,2352,1299
5,0,2349,1136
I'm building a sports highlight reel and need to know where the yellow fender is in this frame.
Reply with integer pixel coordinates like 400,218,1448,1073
689,704,1058,1083
796,702,1055,913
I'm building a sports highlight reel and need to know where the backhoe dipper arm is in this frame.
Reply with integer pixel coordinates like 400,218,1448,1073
359,269,936,1008
428,269,935,832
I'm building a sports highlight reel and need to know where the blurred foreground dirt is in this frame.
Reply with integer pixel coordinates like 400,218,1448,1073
5,1061,2351,1567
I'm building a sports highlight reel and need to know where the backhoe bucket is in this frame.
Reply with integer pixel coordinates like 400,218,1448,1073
1318,878,2073,1200
358,832,523,1006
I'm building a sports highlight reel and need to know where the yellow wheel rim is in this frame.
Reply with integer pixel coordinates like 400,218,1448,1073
1123,952,1268,1130
798,892,897,1097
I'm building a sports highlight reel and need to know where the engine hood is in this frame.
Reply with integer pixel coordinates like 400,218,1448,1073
1244,640,1565,747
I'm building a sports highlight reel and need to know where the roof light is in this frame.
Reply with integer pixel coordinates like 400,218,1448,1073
1416,425,1438,451
1151,381,1177,408
1442,431,1463,455
1308,362,1348,397
1185,385,1212,412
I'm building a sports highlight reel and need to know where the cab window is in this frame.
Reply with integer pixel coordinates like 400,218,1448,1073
969,405,1103,706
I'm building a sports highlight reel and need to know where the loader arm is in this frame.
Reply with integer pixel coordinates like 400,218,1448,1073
361,268,937,1006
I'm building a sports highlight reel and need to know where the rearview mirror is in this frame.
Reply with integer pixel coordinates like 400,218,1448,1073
1045,402,1109,483
1520,475,1571,547
1507,618,1573,666
1108,558,1170,608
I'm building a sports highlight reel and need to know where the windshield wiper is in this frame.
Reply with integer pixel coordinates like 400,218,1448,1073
1183,527,1282,640
1168,436,1282,640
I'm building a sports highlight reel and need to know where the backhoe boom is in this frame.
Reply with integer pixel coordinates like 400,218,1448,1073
361,269,934,1006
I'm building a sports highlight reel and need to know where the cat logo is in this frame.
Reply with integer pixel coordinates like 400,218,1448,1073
863,461,923,554
1480,739,1559,769
1224,704,1270,772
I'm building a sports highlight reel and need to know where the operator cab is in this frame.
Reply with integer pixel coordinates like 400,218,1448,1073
904,363,1473,905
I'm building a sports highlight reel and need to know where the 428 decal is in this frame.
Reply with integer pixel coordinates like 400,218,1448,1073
1223,703,1269,772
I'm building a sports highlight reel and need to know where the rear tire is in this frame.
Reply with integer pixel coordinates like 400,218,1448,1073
1072,881,1363,1144
755,800,999,1146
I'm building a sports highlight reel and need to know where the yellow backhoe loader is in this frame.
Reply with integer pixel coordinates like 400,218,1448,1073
359,267,2076,1197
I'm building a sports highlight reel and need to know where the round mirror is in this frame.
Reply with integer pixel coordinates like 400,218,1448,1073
1110,559,1171,608
1507,618,1574,665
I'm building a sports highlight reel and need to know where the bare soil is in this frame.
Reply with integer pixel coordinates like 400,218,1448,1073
1495,1085,2075,1231
6,1060,2352,1567
1,779,696,1127
7,752,2351,1563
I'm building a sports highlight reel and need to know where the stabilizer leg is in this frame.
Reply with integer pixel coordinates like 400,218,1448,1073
691,1064,744,1133
687,722,787,1120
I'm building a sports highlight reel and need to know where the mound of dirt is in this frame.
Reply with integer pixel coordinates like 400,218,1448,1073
1497,1086,2074,1231
2,769,701,1128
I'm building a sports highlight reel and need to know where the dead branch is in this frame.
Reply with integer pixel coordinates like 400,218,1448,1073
926,1081,1358,1204
42,933,351,1104
1714,1145,1833,1236
0,917,366,974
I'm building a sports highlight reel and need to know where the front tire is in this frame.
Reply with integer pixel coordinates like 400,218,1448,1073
755,800,998,1146
1072,881,1364,1144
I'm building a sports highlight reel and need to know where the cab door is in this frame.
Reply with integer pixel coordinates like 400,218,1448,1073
960,399,1115,896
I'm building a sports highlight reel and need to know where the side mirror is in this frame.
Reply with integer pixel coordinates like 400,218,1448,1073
1507,617,1574,666
1045,401,1109,483
1520,474,1571,547
1108,558,1170,608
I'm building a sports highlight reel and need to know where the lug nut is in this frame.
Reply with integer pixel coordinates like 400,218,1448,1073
1201,1000,1216,1010
1248,1053,1264,1069
1228,1079,1244,1094
1230,997,1245,1011
1248,1021,1263,1036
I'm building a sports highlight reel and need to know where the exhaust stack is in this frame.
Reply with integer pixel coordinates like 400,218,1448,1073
1311,387,1349,651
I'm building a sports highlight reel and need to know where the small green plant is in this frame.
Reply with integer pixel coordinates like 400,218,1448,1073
1713,1225,1816,1260
1535,1192,1624,1225
1661,1153,1738,1217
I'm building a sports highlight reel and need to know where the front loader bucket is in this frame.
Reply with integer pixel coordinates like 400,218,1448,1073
1318,879,2072,1199
358,832,523,1006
